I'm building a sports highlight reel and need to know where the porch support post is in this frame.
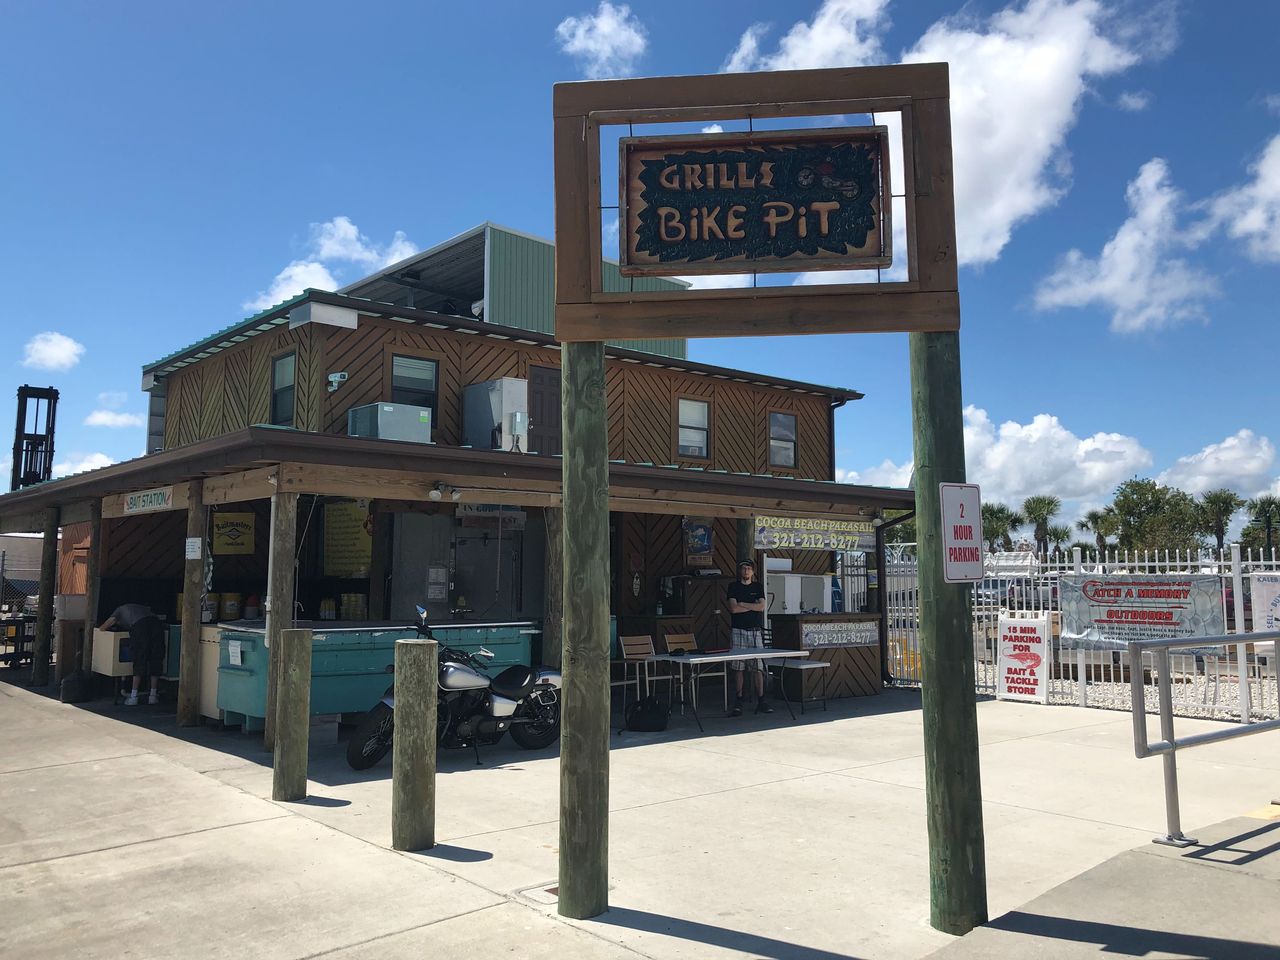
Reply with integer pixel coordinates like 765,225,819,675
79,499,102,672
32,507,58,686
735,518,754,568
909,329,988,934
177,480,207,726
557,340,610,920
263,491,298,752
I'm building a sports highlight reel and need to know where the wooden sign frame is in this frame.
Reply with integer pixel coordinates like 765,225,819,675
553,62,959,342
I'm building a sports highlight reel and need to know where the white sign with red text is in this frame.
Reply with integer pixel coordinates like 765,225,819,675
940,483,984,583
997,614,1049,703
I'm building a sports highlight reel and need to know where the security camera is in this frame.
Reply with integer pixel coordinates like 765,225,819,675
326,372,348,393
471,299,485,320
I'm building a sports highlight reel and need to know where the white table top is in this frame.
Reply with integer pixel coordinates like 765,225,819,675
647,647,810,666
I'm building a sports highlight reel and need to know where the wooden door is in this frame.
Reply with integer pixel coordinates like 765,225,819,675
528,365,562,456
684,577,731,650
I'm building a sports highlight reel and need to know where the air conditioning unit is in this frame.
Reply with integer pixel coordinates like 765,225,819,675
347,403,433,443
463,378,529,452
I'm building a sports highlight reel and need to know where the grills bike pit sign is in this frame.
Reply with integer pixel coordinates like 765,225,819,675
996,614,1049,703
753,515,876,552
123,486,174,515
620,128,891,277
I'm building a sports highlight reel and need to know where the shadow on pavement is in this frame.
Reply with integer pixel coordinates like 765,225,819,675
987,912,1280,960
1183,820,1280,868
597,907,868,960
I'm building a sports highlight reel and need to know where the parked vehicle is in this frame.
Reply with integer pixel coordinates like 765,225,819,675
1007,575,1060,609
346,606,563,769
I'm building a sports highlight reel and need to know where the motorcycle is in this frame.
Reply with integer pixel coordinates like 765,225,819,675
346,606,563,769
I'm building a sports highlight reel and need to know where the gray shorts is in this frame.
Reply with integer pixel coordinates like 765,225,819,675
730,628,764,671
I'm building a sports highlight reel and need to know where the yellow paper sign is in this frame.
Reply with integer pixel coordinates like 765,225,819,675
324,501,372,578
212,513,255,555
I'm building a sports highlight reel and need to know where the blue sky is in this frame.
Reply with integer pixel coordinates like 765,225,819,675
3,0,1279,528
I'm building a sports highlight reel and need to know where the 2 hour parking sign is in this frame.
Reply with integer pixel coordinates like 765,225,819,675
940,483,984,583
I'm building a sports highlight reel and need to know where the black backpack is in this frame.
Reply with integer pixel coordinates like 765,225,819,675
624,695,669,732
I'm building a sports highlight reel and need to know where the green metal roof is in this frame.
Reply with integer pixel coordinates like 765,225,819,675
143,289,311,376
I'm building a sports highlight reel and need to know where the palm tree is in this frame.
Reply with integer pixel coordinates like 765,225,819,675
1199,488,1245,552
981,502,1023,552
1246,495,1280,552
1021,495,1062,556
1077,507,1118,554
1047,524,1073,553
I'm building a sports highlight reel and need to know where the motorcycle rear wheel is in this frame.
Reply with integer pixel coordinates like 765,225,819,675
346,702,394,769
510,694,561,750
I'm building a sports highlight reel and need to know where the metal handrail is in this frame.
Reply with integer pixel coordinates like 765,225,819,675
1128,631,1280,846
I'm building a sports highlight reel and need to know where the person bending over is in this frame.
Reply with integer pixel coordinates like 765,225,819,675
100,603,165,705
725,559,772,716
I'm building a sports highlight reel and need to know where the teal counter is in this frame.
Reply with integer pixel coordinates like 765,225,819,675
215,621,539,731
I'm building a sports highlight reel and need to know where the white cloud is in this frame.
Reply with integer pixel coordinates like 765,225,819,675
723,0,889,72
244,259,338,312
555,2,647,79
1035,158,1217,332
964,405,1152,504
701,123,725,134
1264,94,1280,117
1205,134,1280,264
838,460,912,488
97,391,128,409
85,410,144,429
311,216,417,268
52,452,115,478
381,230,416,267
1157,429,1276,496
1116,90,1151,111
721,0,1170,267
22,332,85,371
904,0,1153,266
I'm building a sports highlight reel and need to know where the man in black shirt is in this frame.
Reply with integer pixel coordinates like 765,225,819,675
725,559,772,716
100,603,165,705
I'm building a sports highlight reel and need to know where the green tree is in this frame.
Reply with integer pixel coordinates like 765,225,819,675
1245,495,1280,552
980,502,1022,551
1020,495,1062,555
1111,479,1206,552
1199,488,1245,552
1047,524,1073,552
1076,507,1118,554
883,511,916,545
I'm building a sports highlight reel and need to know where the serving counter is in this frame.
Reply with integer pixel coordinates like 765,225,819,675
770,613,882,699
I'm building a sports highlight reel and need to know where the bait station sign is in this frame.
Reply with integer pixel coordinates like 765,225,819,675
620,128,891,277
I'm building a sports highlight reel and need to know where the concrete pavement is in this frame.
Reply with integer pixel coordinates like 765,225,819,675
1,678,1277,959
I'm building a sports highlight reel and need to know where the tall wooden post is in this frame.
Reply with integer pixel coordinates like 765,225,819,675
543,506,564,669
391,637,438,851
735,518,754,567
272,627,312,802
909,330,988,934
558,340,610,920
79,499,102,672
264,491,298,752
177,480,207,726
32,507,59,686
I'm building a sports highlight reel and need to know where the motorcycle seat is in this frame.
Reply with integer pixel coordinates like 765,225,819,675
490,665,536,700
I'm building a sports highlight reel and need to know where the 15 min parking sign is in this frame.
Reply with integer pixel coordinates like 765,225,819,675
940,483,984,583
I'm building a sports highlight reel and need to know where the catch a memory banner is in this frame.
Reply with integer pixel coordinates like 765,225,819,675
620,128,890,277
1060,574,1225,648
754,516,876,552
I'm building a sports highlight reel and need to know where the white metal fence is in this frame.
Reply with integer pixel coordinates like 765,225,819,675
877,544,1280,722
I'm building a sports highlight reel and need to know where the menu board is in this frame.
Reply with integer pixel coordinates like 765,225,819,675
754,515,876,551
800,619,879,648
324,501,372,578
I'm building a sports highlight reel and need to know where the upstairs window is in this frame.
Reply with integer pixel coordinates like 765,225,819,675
769,411,797,468
271,353,295,427
390,355,439,421
677,398,710,459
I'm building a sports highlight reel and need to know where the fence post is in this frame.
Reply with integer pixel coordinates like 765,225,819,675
1071,547,1085,706
1231,543,1251,723
392,637,438,852
272,628,312,802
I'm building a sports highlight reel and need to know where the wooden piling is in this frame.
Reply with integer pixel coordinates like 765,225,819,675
264,491,298,752
79,499,102,673
391,637,437,851
557,340,611,920
32,507,58,686
543,506,564,669
909,329,988,934
271,627,312,802
177,480,206,726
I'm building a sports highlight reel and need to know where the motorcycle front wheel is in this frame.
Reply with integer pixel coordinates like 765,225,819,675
510,691,561,750
346,702,394,769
